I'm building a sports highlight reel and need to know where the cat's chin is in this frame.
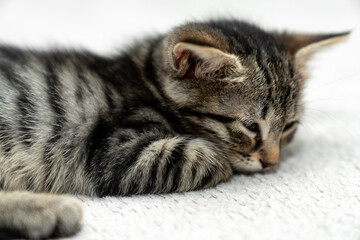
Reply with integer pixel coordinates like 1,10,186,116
229,159,263,174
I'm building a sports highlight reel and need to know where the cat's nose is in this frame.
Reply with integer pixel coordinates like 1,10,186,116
259,147,279,168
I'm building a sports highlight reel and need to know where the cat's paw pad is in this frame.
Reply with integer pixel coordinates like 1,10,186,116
47,195,83,238
0,192,82,239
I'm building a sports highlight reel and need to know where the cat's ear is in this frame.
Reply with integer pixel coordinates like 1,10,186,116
171,42,242,80
275,32,350,66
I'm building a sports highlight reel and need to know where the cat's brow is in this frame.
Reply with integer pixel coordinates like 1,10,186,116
178,108,236,123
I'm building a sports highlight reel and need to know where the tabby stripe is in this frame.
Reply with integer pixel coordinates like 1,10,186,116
0,47,22,61
143,143,166,193
0,62,18,85
43,61,66,189
179,108,235,124
26,175,36,190
0,116,12,153
76,65,94,95
127,177,139,195
119,135,163,195
86,116,116,169
86,137,130,195
98,135,161,195
76,80,86,123
267,88,273,103
225,126,247,145
256,50,272,85
188,145,219,189
75,77,84,103
288,60,295,78
73,64,89,123
119,120,168,134
144,44,168,102
17,94,36,146
240,35,254,55
185,119,230,145
261,104,268,119
199,167,215,189
162,140,186,192
45,61,65,143
181,118,212,135
0,67,14,153
0,64,36,146
190,162,198,185
282,85,291,108
169,143,186,192
0,177,4,189
104,84,116,110
253,133,262,151
202,128,218,135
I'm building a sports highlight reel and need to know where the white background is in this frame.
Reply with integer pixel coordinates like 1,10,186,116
0,1,359,240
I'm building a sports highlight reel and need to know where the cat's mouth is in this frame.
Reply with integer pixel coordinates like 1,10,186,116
229,149,278,173
228,150,263,173
259,160,276,168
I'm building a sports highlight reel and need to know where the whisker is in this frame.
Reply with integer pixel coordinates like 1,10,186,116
302,97,348,104
306,71,360,94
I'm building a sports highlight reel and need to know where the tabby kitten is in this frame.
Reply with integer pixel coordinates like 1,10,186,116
0,20,347,238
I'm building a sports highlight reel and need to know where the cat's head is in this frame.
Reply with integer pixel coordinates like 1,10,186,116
157,20,348,173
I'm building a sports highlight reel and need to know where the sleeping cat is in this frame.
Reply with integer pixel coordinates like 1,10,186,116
0,20,347,238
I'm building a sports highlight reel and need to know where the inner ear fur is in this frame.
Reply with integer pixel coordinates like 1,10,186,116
163,23,243,81
172,42,242,80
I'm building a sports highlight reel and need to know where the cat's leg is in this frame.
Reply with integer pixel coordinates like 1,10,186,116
89,132,233,196
0,191,82,239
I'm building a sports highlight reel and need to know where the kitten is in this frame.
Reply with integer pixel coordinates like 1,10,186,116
0,20,347,238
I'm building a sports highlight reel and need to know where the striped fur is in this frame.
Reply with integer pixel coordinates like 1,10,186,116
0,20,348,238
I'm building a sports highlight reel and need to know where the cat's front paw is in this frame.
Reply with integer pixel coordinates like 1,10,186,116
0,191,82,239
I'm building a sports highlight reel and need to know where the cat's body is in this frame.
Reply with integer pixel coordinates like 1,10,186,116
0,20,347,238
0,37,232,197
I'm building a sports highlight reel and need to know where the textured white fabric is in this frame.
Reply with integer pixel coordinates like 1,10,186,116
0,1,359,239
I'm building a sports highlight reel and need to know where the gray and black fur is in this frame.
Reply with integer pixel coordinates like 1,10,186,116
0,20,348,238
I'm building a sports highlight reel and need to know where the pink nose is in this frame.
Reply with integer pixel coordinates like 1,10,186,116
260,147,279,168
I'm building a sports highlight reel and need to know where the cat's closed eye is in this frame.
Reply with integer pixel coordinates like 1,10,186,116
244,122,260,133
283,120,298,132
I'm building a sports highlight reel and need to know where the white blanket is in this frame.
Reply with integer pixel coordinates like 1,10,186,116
0,1,359,239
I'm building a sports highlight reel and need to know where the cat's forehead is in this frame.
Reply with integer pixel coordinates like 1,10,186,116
216,75,299,118
202,21,299,95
